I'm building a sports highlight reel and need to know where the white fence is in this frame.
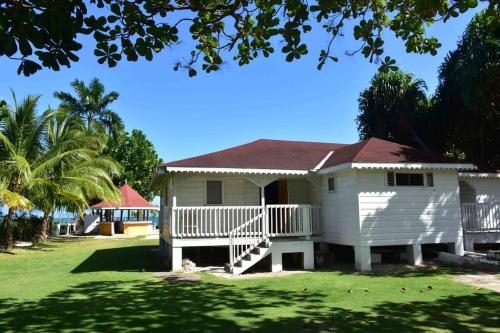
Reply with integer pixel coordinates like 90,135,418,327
461,202,500,232
166,204,322,238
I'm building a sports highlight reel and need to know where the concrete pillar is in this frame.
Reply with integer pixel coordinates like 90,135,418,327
303,242,314,270
172,247,183,271
464,240,475,252
271,251,282,272
354,246,371,272
449,240,464,256
406,244,422,265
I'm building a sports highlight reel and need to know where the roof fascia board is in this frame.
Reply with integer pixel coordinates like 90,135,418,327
459,172,500,178
319,162,476,175
351,162,476,170
165,166,309,176
92,206,159,210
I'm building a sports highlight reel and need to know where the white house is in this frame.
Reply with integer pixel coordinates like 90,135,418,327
151,138,484,273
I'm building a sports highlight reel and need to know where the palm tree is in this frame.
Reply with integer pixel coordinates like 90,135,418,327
31,109,122,239
0,95,122,247
54,78,124,139
356,70,429,149
0,93,51,248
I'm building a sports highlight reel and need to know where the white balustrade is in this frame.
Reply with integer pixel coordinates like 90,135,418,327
462,202,500,232
167,204,322,238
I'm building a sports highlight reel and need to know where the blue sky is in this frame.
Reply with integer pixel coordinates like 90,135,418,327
0,7,483,163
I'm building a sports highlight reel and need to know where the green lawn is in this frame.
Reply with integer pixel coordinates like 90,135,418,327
0,238,498,333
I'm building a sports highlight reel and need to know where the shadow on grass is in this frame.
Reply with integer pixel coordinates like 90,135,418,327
0,277,498,333
71,245,160,273
1,243,499,332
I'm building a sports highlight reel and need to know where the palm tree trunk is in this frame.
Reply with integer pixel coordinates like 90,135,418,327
4,208,14,250
39,211,50,241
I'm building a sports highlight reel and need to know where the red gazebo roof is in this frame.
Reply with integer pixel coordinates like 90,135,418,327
91,183,158,210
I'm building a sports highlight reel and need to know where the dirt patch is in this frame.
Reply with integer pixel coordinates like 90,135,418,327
455,273,500,293
153,272,201,283
195,266,312,279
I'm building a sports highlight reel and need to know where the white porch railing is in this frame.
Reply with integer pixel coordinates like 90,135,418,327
461,202,500,232
229,213,266,266
167,204,322,238
267,204,322,237
171,206,262,238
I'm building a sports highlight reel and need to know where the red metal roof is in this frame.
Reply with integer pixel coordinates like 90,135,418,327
91,183,157,209
162,138,460,171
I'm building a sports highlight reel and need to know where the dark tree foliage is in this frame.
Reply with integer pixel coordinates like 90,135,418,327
430,11,500,170
356,70,429,149
0,0,494,76
54,78,124,140
104,129,162,201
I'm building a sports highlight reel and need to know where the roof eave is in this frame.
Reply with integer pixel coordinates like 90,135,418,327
163,166,310,176
91,206,159,210
459,172,500,178
319,162,477,175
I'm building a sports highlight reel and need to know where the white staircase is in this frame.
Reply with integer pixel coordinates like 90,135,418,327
225,205,319,275
228,212,270,274
229,240,272,275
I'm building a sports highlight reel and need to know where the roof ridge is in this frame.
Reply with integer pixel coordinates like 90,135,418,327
257,138,348,145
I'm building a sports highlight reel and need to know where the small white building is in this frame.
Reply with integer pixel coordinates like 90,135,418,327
152,138,486,274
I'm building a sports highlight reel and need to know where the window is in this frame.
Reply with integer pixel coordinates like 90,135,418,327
426,173,434,187
206,181,222,204
328,177,335,192
387,172,424,187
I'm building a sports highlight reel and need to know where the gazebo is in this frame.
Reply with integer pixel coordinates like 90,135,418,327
91,182,159,236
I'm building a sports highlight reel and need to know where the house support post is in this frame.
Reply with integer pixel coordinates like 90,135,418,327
406,244,422,265
449,239,464,256
172,247,182,271
464,239,474,252
354,246,371,272
303,241,314,270
271,251,282,273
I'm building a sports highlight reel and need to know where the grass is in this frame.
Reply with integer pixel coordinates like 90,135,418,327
0,238,498,333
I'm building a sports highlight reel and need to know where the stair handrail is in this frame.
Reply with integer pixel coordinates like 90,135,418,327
229,211,267,266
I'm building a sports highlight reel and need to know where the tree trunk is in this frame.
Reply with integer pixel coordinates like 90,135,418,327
39,211,50,241
4,208,14,250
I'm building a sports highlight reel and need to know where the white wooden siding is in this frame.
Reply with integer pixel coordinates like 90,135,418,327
459,178,500,203
165,175,314,207
172,176,260,206
357,170,462,246
312,170,360,245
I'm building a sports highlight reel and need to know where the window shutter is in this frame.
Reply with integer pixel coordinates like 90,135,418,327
387,172,395,186
207,181,222,204
426,173,434,187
